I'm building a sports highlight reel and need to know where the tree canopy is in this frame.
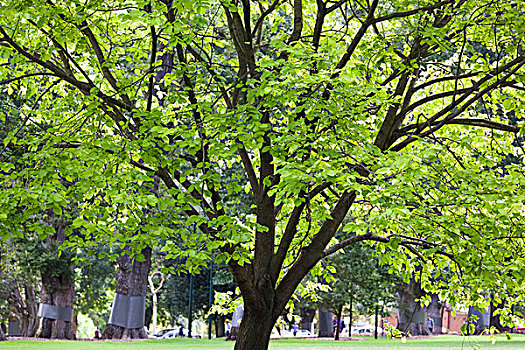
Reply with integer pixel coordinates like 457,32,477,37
0,0,524,348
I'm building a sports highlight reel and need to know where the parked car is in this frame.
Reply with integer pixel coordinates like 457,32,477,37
279,329,312,337
152,328,176,338
340,323,383,336
160,328,188,339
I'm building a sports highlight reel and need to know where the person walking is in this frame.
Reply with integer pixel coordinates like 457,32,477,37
426,315,435,334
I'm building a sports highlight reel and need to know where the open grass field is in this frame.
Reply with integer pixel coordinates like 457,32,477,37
1,335,524,350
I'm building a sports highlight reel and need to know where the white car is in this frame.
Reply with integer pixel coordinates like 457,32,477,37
343,325,383,336
160,328,188,338
279,329,312,337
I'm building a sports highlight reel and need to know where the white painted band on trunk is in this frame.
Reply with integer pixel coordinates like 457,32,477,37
37,303,74,322
108,293,145,329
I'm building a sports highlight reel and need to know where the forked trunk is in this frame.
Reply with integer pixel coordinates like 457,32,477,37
102,247,151,339
234,307,274,350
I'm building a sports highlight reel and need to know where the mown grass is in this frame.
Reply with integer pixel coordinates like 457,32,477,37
1,334,524,350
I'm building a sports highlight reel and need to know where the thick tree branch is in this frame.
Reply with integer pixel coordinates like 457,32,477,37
372,0,456,24
273,190,356,317
269,182,332,280
391,59,525,150
146,25,158,112
251,0,281,38
237,143,260,199
78,22,132,107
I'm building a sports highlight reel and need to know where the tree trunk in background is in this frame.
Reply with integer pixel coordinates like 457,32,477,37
427,293,442,334
9,282,39,337
215,314,225,337
102,247,151,339
348,293,353,337
39,264,75,339
147,270,164,335
334,304,343,340
299,308,315,332
38,224,75,340
318,309,334,337
490,299,510,333
396,279,431,336
0,325,6,341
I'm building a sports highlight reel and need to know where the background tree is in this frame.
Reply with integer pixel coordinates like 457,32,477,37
74,246,116,333
148,268,165,335
0,239,40,337
1,1,525,349
311,240,399,339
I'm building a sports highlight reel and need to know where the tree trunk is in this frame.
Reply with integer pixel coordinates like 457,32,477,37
102,247,151,339
151,293,158,335
234,306,274,350
490,299,510,333
396,279,431,336
427,293,442,334
215,315,225,337
0,325,6,341
318,309,334,337
38,265,76,339
349,293,353,337
10,283,39,336
38,223,76,340
299,308,315,332
334,304,343,340
147,270,164,335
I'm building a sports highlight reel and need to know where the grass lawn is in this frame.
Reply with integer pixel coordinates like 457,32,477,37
1,335,524,350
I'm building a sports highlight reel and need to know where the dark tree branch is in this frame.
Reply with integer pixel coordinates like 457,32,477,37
391,58,525,150
273,190,356,317
237,143,260,199
372,0,456,24
78,22,132,107
288,0,303,43
270,182,331,280
146,24,158,113
0,72,57,85
251,0,281,38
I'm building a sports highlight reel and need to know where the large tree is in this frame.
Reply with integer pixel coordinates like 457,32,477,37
1,0,525,349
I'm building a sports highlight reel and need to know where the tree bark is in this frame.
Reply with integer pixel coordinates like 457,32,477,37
334,304,343,340
38,266,75,339
215,315,225,337
348,293,353,337
427,293,442,334
490,299,509,333
38,224,76,340
8,282,39,337
234,306,274,350
396,279,431,336
0,325,6,341
102,247,151,339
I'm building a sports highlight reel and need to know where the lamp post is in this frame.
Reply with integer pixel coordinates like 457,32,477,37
208,257,214,339
374,299,379,339
188,223,196,338
188,273,194,338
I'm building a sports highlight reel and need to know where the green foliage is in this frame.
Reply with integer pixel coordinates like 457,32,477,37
0,0,524,342
312,241,400,314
